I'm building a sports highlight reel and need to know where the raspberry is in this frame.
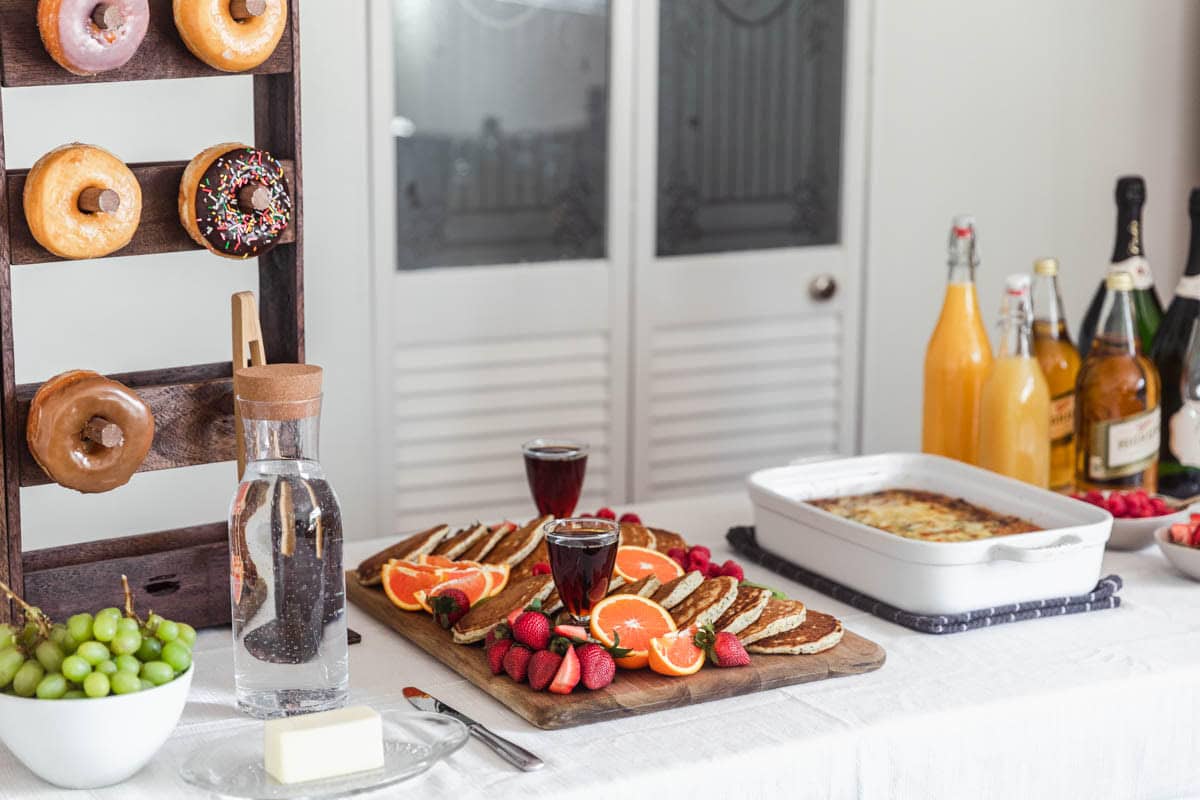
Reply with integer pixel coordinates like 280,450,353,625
703,561,724,578
718,560,744,581
667,547,687,567
1106,495,1128,518
594,507,617,520
688,545,712,562
618,512,642,524
530,562,552,576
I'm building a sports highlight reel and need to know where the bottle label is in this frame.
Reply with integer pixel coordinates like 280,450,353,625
1175,274,1200,301
1109,256,1154,291
1169,401,1200,467
1049,391,1075,444
1087,408,1160,479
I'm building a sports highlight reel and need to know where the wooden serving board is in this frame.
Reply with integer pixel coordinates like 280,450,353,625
348,574,886,730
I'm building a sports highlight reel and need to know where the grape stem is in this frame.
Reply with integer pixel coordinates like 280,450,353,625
0,578,52,639
120,574,146,626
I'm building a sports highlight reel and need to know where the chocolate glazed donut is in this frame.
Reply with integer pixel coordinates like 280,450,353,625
178,143,292,259
26,370,154,493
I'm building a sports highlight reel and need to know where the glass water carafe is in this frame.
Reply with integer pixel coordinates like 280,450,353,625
228,364,347,718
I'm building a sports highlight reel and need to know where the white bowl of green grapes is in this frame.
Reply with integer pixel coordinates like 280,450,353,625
0,580,195,789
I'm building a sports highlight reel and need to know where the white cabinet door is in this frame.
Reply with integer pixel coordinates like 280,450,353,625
628,0,869,500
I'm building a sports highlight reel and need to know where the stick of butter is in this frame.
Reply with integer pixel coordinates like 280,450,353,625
264,705,385,784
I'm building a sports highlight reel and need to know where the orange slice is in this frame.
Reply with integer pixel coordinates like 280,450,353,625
589,594,676,669
480,563,510,597
418,554,461,568
416,569,490,611
382,562,442,611
614,545,684,584
648,628,705,677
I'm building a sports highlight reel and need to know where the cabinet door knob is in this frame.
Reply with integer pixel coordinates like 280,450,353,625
809,274,837,301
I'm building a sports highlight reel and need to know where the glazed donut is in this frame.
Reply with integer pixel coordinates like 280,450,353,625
173,0,287,72
37,0,149,76
178,142,292,259
24,143,142,260
27,370,155,494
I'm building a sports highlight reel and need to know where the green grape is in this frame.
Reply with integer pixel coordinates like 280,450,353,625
66,613,93,643
83,671,110,698
135,637,162,662
0,647,24,688
49,625,70,649
110,671,140,695
18,622,39,650
146,613,164,632
75,641,110,666
92,609,120,643
177,623,197,647
139,679,154,691
161,640,192,673
63,689,85,699
0,623,13,649
96,659,118,676
35,672,67,699
110,629,141,656
61,654,91,683
34,640,64,673
155,620,180,644
115,654,140,674
140,660,173,686
59,631,80,655
12,661,44,697
116,617,139,635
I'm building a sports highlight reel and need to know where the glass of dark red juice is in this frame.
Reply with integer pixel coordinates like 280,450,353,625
522,438,588,518
544,517,618,624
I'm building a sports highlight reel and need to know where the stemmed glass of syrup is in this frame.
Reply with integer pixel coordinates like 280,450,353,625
522,438,588,518
543,517,619,625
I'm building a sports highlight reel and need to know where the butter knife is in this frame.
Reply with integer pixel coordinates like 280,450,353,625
402,686,544,771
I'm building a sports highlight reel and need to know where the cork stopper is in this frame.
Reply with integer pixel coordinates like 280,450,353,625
234,364,322,420
1106,271,1134,292
1033,257,1058,277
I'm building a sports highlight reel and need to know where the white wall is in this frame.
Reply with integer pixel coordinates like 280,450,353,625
3,3,376,549
861,0,1200,454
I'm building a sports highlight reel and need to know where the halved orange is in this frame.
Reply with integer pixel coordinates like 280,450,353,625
480,563,510,597
416,569,490,612
648,627,705,677
588,594,676,669
382,562,442,611
613,546,684,584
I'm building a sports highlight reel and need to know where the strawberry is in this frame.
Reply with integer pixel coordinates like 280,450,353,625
484,623,511,651
506,607,523,627
430,588,470,629
666,547,687,566
530,562,552,576
503,644,533,682
553,623,589,642
718,560,744,581
549,643,581,694
487,639,513,675
527,649,563,691
694,623,750,668
1170,523,1191,545
618,512,642,524
512,610,552,650
594,507,617,521
575,642,616,690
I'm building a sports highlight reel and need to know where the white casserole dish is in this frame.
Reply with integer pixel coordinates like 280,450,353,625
748,453,1113,615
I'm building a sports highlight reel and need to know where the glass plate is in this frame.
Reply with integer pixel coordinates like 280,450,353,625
178,710,468,799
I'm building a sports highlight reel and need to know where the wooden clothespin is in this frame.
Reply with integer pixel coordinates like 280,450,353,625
232,291,267,479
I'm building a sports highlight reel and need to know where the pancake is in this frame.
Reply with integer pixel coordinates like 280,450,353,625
737,598,808,645
451,575,555,644
650,527,687,555
669,576,739,630
650,570,704,610
746,610,842,654
510,539,549,582
459,522,513,562
611,575,661,598
355,524,449,585
618,523,657,550
483,515,550,566
713,585,771,635
432,523,489,559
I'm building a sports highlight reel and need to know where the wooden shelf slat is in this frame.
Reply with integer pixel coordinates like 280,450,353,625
16,362,236,487
6,159,296,265
0,0,293,88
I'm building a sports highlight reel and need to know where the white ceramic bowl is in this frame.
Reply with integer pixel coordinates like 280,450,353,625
0,665,191,789
1154,526,1200,581
1108,508,1189,551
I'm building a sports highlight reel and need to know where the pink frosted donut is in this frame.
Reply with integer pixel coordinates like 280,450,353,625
37,0,149,77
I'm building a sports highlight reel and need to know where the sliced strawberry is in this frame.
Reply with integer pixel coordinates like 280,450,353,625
549,644,581,694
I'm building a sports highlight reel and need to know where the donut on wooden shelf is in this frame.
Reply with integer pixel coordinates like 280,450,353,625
37,0,150,76
173,0,287,73
27,370,155,494
23,143,142,260
178,142,292,259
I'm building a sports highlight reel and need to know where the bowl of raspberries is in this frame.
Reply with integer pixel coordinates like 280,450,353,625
1071,490,1187,551
1156,516,1200,581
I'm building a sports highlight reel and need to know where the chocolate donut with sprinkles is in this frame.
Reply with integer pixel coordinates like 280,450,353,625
178,142,291,259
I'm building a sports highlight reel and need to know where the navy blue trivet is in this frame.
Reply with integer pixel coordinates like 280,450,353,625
726,526,1122,634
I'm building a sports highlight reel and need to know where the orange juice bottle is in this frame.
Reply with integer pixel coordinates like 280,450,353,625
922,216,993,463
1031,257,1082,491
978,275,1051,486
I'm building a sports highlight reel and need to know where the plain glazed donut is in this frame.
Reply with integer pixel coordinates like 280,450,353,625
173,0,287,72
24,143,142,260
37,0,149,76
178,142,292,259
27,370,155,494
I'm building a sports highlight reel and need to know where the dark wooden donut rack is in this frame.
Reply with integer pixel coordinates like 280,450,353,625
0,0,304,627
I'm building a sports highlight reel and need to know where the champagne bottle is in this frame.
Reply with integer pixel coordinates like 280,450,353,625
1151,188,1200,497
1078,177,1163,358
1031,258,1082,492
1075,271,1162,492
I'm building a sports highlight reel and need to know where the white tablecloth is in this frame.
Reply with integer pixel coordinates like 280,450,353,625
2,492,1198,800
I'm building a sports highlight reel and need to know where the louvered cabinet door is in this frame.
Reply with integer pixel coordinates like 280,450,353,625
629,0,870,500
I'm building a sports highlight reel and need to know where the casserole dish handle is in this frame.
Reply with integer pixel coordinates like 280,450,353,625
986,534,1085,563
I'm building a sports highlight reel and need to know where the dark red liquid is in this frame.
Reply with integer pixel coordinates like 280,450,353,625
546,536,617,619
523,447,587,517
